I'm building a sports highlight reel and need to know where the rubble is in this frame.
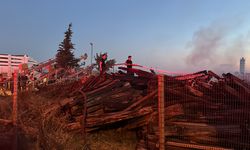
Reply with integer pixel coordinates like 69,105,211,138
1,65,250,149
39,67,250,149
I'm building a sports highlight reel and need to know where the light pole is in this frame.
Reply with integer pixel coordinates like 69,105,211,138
90,42,93,65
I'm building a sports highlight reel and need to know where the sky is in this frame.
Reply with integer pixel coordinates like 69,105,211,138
1,0,250,74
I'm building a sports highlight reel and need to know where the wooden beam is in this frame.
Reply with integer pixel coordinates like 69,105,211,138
0,119,12,125
123,90,157,111
158,74,165,150
166,141,233,150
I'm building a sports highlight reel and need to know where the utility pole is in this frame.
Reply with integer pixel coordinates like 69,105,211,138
90,42,93,65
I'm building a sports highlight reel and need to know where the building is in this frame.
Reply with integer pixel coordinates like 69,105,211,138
0,54,37,77
240,57,245,75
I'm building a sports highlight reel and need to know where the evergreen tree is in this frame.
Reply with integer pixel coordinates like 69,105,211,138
56,23,79,69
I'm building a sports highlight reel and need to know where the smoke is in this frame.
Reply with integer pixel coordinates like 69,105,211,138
211,36,249,74
186,22,227,67
186,21,249,73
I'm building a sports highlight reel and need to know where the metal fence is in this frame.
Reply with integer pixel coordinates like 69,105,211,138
158,71,250,150
1,68,250,150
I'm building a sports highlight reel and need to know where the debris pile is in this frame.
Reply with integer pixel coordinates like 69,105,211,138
42,67,250,149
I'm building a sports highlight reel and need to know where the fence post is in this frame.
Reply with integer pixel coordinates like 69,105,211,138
12,70,18,149
158,74,165,150
13,70,18,126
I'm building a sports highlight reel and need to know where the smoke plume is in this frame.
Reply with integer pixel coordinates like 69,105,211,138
186,22,227,67
186,21,248,73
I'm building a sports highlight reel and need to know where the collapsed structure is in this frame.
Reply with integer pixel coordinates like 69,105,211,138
37,66,250,149
1,55,250,149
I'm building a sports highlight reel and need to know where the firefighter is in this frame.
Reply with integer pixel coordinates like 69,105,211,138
99,54,107,75
125,56,134,76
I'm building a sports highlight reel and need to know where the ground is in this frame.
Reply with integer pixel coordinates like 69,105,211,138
0,92,137,150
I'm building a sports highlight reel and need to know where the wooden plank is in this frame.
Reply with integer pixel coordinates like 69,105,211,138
165,104,184,119
118,66,155,79
79,90,87,138
186,85,203,97
87,105,103,114
166,141,233,150
66,122,81,131
0,119,12,125
165,88,217,106
224,73,250,89
223,84,245,100
85,80,122,97
124,90,157,111
86,107,153,128
208,70,221,80
174,70,207,81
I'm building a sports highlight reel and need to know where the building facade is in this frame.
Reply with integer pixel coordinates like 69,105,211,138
0,54,37,77
240,57,245,75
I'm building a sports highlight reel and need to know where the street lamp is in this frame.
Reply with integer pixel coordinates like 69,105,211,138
90,42,93,65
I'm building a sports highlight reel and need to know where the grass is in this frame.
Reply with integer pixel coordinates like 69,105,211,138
0,91,137,150
86,129,137,150
0,96,12,120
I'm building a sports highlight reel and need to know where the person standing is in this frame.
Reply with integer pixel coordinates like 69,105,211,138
126,56,132,68
126,56,133,76
99,53,107,75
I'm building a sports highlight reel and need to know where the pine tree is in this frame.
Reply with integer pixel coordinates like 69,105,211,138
56,23,79,69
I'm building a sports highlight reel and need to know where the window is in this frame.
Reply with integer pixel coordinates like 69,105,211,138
11,64,19,66
0,57,8,59
11,61,21,64
11,58,22,60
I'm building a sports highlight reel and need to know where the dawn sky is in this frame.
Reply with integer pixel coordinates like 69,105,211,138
1,0,250,74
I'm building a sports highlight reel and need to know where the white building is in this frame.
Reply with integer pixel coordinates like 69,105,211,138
240,57,245,75
0,54,37,77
